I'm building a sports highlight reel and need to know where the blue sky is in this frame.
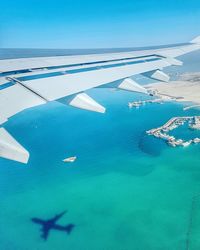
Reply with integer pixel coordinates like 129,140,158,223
1,0,200,48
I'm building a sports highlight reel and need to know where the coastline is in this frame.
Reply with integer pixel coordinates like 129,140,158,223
146,72,200,106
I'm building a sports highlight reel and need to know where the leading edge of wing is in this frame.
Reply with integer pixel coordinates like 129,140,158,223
0,35,199,73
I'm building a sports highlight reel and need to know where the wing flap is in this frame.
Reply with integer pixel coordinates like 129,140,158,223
0,84,46,123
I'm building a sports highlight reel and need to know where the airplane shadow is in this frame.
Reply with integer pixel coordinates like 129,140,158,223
31,211,75,240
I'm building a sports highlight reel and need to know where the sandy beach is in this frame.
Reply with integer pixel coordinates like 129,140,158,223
146,72,200,105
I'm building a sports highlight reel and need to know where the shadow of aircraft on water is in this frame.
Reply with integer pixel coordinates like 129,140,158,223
31,211,75,240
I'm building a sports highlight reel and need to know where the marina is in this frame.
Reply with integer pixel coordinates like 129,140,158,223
146,116,200,147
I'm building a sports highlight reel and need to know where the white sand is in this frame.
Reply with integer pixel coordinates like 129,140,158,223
146,72,200,105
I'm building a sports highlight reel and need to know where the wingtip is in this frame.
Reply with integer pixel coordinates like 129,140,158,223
191,35,200,44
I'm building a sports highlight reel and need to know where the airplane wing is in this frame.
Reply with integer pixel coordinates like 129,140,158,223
1,36,200,164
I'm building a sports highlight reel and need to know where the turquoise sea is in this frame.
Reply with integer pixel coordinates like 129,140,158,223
0,49,200,250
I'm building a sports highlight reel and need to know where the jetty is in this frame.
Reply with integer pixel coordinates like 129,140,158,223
146,116,200,147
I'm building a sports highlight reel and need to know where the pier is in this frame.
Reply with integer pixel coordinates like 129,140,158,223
146,116,200,147
128,93,179,109
128,98,164,108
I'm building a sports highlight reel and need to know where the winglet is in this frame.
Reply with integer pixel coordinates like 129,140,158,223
0,128,29,164
191,36,200,44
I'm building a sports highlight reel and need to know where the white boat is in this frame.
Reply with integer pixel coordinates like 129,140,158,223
63,156,77,163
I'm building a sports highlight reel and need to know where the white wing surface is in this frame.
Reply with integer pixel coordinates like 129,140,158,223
0,36,200,163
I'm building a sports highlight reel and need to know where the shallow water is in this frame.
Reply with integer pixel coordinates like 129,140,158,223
0,50,200,250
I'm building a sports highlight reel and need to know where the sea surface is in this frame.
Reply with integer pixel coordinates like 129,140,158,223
0,49,200,250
